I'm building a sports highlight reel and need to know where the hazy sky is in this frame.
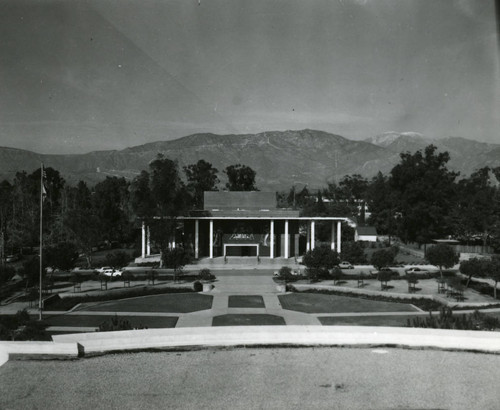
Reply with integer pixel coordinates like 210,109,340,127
0,0,498,154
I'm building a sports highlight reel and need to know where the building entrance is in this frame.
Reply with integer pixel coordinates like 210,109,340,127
224,244,259,257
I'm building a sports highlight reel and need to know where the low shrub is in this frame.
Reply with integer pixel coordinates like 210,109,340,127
0,309,50,341
407,307,500,331
198,269,215,282
98,314,147,332
193,280,203,292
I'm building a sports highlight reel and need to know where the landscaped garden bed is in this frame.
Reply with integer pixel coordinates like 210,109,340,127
288,286,443,311
45,286,196,311
279,292,422,314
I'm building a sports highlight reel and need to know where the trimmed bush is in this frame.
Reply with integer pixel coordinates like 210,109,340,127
198,268,215,282
193,280,203,292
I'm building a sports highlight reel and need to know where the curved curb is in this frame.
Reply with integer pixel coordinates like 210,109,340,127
52,325,500,357
0,341,79,365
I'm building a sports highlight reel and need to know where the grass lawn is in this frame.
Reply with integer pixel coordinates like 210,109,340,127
43,314,178,329
83,293,213,313
318,314,422,327
228,295,265,308
212,314,286,326
279,293,419,314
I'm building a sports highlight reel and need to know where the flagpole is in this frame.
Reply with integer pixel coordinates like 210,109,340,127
39,163,43,321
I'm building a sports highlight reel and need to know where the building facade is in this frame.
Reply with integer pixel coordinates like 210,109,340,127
139,191,356,260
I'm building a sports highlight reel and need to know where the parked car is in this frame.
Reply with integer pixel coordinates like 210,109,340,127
101,268,122,278
5,254,20,263
405,267,430,275
338,261,354,269
95,266,113,274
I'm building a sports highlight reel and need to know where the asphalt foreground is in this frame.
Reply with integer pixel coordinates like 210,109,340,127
0,348,499,410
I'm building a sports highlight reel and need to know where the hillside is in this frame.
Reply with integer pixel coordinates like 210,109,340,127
1,130,499,189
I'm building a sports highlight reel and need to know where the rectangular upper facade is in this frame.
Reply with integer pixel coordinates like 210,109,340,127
203,191,299,217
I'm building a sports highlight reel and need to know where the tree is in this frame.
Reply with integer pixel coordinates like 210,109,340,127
426,244,459,279
451,167,500,248
105,251,132,268
482,258,500,299
371,249,394,270
330,266,342,285
406,273,418,293
460,258,485,287
377,270,392,290
224,164,257,191
149,154,186,216
62,208,100,268
302,245,340,281
184,160,219,209
162,247,192,282
340,241,367,264
44,242,79,271
132,155,190,263
389,145,459,245
92,177,131,243
366,172,398,242
129,171,155,218
0,264,15,287
337,174,369,202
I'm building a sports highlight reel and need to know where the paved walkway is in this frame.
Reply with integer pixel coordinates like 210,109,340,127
2,270,500,333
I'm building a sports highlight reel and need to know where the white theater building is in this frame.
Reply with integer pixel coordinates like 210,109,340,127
138,191,356,262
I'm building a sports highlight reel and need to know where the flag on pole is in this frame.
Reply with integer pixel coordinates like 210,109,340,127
41,164,47,202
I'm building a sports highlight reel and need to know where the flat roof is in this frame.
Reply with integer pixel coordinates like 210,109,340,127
204,191,277,210
178,216,356,225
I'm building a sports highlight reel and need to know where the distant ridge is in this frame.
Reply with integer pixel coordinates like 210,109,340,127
0,129,499,189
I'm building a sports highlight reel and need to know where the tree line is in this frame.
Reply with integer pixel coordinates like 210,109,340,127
1,143,499,274
278,145,500,252
0,157,257,268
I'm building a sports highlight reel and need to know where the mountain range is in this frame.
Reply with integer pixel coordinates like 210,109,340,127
1,130,499,190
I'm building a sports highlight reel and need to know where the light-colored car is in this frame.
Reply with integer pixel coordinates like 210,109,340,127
338,261,354,269
405,267,430,275
101,268,123,277
95,266,112,274
6,254,20,263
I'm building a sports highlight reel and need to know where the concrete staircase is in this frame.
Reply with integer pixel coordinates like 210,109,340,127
186,257,302,271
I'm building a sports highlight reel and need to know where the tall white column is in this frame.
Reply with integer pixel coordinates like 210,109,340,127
331,221,336,251
306,222,311,252
146,226,151,256
284,220,289,258
209,219,213,259
311,220,315,250
195,219,199,259
270,220,275,259
337,221,342,254
141,221,146,258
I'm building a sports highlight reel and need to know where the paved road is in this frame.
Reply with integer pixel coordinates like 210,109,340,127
1,347,498,409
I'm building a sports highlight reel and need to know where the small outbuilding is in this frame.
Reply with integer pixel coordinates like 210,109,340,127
355,226,378,242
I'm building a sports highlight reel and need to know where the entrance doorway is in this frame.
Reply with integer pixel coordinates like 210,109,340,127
224,244,259,257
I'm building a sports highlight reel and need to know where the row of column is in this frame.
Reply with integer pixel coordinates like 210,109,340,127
141,219,342,259
205,219,342,259
140,221,176,258
306,220,342,254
